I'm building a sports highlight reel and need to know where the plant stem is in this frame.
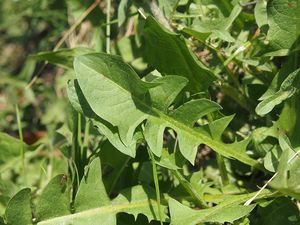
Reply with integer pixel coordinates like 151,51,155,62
77,113,83,148
207,113,229,186
15,104,25,175
83,120,90,149
109,157,131,195
216,154,229,186
148,150,164,225
223,41,251,67
106,0,111,54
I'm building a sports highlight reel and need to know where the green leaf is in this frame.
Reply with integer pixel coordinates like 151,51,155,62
37,158,167,225
206,115,235,141
143,16,216,93
147,75,188,112
181,27,211,42
263,145,282,172
169,197,256,225
36,174,70,221
154,148,185,170
157,0,180,18
74,53,260,167
74,53,154,148
67,80,138,157
253,197,300,225
171,170,208,208
275,96,300,146
75,157,112,212
145,99,221,157
270,146,300,199
256,68,300,116
5,188,32,225
188,4,242,42
111,185,168,222
117,0,131,27
0,132,29,172
99,141,131,193
254,0,268,28
265,0,300,56
31,47,93,69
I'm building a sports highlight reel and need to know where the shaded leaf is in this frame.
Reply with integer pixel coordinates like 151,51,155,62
263,145,282,172
31,47,93,69
0,132,29,172
256,68,300,116
265,0,300,56
143,16,216,93
157,0,179,18
188,4,242,42
253,197,300,225
270,149,300,199
5,188,32,225
36,174,70,221
75,158,111,212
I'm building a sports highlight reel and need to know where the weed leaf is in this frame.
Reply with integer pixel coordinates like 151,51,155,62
74,53,260,167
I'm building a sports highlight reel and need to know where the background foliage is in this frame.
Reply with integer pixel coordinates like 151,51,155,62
0,0,299,224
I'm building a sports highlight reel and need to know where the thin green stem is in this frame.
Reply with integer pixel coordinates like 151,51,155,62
148,150,164,225
106,0,111,54
15,104,25,174
81,116,89,166
101,11,139,28
109,157,131,195
83,120,90,149
207,113,229,186
216,154,229,186
223,41,251,67
172,14,202,19
77,113,83,148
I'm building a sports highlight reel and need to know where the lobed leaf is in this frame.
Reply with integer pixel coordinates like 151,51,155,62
37,158,167,225
73,53,260,167
186,4,242,42
169,197,256,225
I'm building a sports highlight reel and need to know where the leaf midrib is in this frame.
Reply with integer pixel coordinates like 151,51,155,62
38,199,157,224
77,58,260,168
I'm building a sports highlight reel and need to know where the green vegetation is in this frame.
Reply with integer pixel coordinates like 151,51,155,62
0,0,299,224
